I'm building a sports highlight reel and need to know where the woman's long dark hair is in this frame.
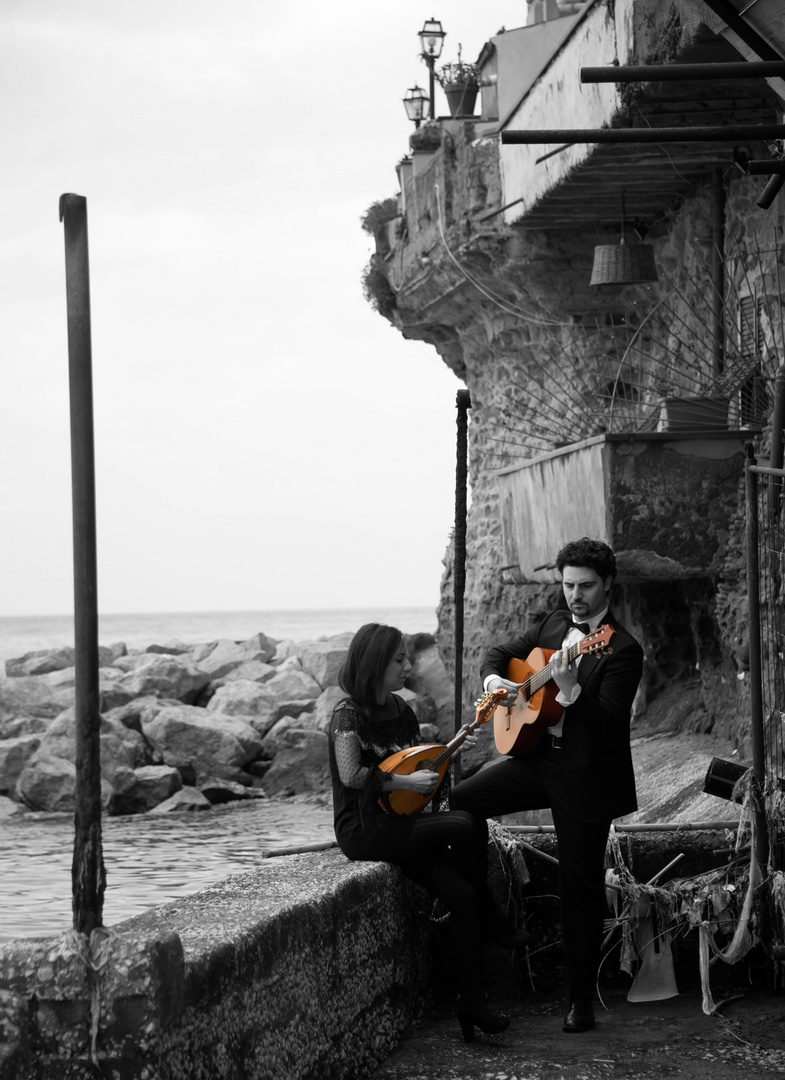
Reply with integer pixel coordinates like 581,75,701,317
337,622,404,720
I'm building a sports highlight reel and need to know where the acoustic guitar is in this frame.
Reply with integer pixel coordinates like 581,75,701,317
378,688,506,817
493,623,615,756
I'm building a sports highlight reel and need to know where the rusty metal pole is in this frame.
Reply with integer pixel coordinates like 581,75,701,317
744,447,769,870
59,193,105,935
453,390,471,781
711,168,726,379
501,124,785,145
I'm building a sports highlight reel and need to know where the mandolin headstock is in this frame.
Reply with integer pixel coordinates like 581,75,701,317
473,688,507,725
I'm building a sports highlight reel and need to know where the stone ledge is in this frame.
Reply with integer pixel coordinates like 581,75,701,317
0,850,433,1080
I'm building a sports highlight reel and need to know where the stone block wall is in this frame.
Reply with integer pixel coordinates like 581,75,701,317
0,851,433,1080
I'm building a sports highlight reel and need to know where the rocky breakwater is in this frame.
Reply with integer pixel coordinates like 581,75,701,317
0,630,453,818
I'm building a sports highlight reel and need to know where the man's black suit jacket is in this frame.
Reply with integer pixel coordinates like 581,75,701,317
480,609,643,822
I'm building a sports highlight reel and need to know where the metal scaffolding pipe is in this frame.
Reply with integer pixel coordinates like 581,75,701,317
582,61,785,83
501,124,785,145
711,167,725,378
747,159,785,174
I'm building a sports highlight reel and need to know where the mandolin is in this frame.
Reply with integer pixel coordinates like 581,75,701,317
493,623,615,756
378,688,507,817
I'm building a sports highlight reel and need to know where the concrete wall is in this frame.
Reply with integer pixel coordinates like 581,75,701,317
497,432,750,584
0,851,432,1080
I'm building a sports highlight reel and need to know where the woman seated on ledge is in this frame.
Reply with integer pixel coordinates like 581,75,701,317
328,622,531,1042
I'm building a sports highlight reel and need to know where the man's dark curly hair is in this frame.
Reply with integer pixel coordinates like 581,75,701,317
556,537,616,581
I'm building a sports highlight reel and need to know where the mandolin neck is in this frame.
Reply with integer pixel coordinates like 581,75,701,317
430,718,479,771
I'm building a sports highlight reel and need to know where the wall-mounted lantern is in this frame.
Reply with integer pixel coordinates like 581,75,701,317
403,85,430,128
418,17,446,118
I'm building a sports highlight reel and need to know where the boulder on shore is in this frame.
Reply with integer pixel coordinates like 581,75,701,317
0,623,448,815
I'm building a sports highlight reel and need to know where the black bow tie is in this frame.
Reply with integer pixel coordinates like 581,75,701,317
572,622,590,634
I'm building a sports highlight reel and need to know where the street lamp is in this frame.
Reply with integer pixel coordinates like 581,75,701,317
418,17,445,119
403,85,430,128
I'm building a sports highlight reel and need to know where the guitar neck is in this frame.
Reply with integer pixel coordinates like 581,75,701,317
526,640,581,696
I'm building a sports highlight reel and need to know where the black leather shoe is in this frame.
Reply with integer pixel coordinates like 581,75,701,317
563,999,595,1033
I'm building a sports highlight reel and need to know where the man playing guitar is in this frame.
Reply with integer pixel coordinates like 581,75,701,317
451,537,644,1035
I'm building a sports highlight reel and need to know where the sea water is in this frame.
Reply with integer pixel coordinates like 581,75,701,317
0,606,437,661
0,606,437,941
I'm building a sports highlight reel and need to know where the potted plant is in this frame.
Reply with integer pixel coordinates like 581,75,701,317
438,47,480,117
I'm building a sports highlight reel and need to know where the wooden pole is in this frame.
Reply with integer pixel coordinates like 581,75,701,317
59,193,105,935
453,390,471,781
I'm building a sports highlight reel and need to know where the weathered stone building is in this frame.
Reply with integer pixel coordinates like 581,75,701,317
364,0,785,763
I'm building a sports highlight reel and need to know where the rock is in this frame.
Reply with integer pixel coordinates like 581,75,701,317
313,686,346,733
144,639,192,655
15,752,77,811
101,655,211,710
407,640,454,740
219,659,277,684
396,686,436,726
5,645,114,677
259,728,331,796
241,632,278,661
262,658,322,715
0,735,42,796
0,715,50,739
205,680,279,731
0,793,25,817
33,709,150,781
111,653,156,673
199,777,256,804
262,715,320,755
0,678,62,723
200,762,254,785
277,638,350,690
140,705,263,782
148,787,212,813
103,696,180,738
106,764,183,816
191,637,274,680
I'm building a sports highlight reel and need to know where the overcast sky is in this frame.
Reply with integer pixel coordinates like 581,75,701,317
1,1,529,616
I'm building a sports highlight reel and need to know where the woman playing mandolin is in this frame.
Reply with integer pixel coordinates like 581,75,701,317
328,622,530,1042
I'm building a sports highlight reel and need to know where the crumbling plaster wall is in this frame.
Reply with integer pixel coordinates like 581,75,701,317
388,160,784,766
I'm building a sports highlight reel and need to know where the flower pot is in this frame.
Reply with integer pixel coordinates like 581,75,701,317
658,395,730,432
443,81,478,117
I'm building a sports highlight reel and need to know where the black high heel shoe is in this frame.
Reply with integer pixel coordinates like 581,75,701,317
457,997,510,1043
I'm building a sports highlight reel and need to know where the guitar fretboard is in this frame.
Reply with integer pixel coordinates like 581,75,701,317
523,641,581,698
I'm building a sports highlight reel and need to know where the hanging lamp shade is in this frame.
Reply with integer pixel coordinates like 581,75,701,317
590,192,658,287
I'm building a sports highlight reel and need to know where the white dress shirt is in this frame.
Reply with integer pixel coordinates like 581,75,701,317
549,607,608,736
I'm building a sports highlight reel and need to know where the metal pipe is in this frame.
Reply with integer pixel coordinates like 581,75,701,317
501,124,785,145
744,444,769,869
582,61,785,83
757,174,785,209
503,821,739,834
453,389,471,778
711,168,726,378
768,366,785,517
747,159,785,174
59,193,105,937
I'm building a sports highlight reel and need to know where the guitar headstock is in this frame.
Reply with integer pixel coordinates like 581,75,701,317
474,688,507,724
578,622,615,656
